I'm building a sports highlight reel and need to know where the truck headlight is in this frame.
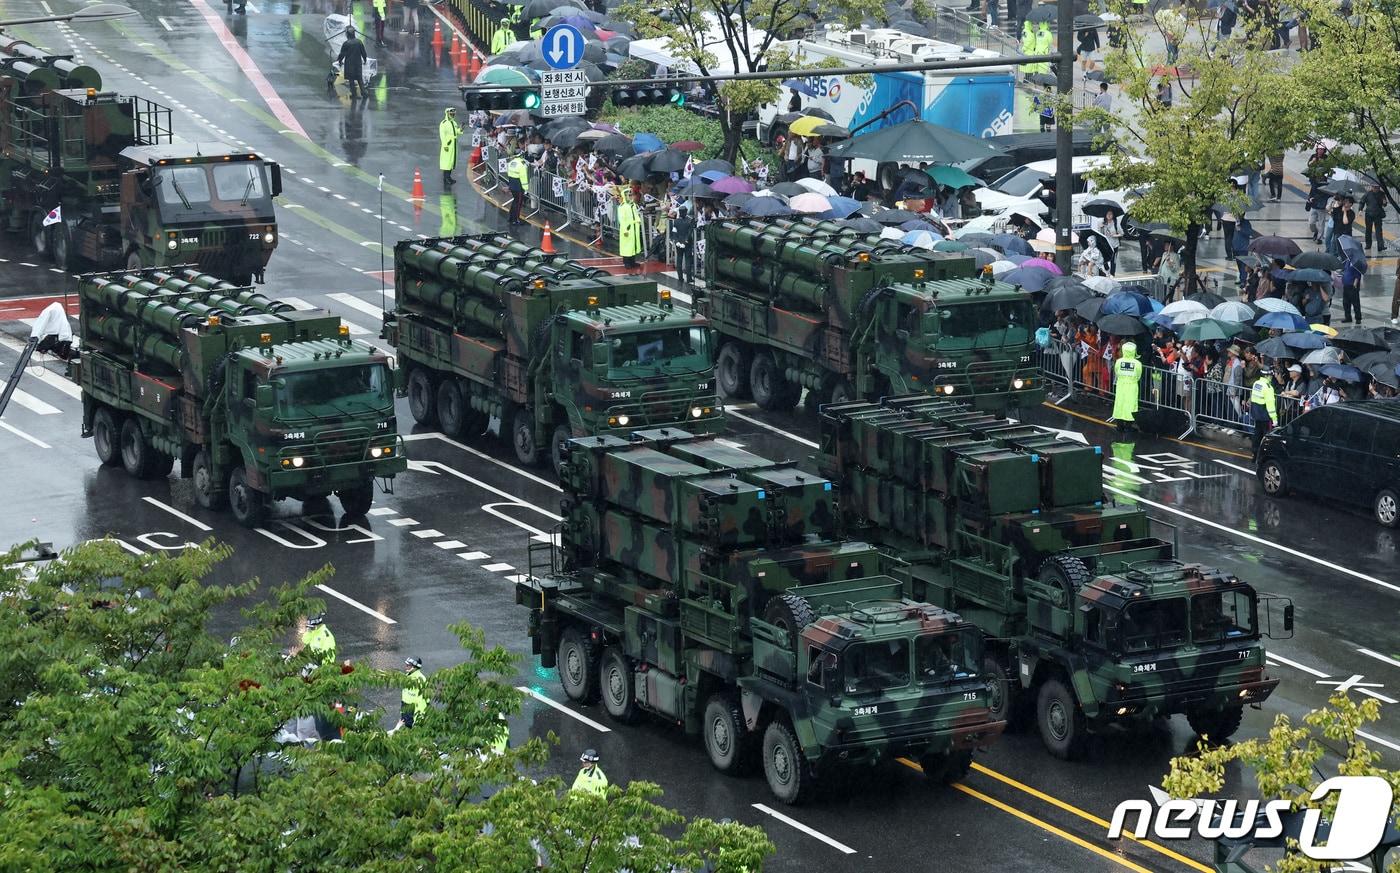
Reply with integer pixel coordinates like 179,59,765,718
167,238,178,250
370,446,393,458
941,385,955,395
281,456,305,468
1013,378,1026,389
690,406,703,418
617,414,630,426
263,231,276,244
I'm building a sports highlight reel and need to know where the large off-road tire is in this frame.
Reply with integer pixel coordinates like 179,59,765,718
51,222,80,273
716,342,752,400
1186,704,1244,743
983,654,1024,730
920,749,973,784
406,368,437,427
125,250,143,272
1036,676,1088,760
1258,457,1289,497
1037,553,1092,597
192,449,223,509
828,378,854,406
703,692,757,776
119,417,158,478
29,214,53,262
435,377,467,438
1374,487,1400,529
550,423,573,479
509,405,541,467
92,407,122,467
336,482,374,517
598,647,640,724
556,627,600,704
750,352,798,411
762,718,813,805
150,451,175,479
228,465,268,528
763,593,816,644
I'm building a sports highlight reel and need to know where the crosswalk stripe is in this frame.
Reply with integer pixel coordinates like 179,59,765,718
278,296,319,310
272,296,371,335
8,388,61,415
327,293,388,321
0,337,82,400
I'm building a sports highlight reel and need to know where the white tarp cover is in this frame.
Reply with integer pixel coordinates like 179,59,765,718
325,14,380,80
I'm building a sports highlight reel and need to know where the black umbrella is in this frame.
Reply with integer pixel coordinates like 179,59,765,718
1074,13,1104,28
1044,283,1093,312
1082,198,1124,218
1322,179,1369,199
1024,72,1058,88
1085,70,1115,83
825,119,1005,164
1146,228,1187,248
593,133,633,159
1075,297,1106,321
1330,326,1390,354
870,208,922,225
1186,290,1226,308
1369,362,1400,389
1097,312,1147,336
723,192,754,209
1248,235,1302,259
645,148,689,173
1026,5,1056,21
1352,349,1400,370
617,153,655,181
542,117,591,147
1253,336,1291,359
813,123,851,138
838,217,883,233
768,181,809,197
1291,250,1342,270
524,0,578,19
959,231,997,246
694,158,734,175
743,197,793,217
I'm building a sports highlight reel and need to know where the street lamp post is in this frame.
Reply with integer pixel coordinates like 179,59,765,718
1054,0,1075,274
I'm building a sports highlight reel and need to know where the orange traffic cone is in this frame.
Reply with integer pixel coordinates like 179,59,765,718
540,222,556,253
431,19,443,49
410,167,425,202
467,47,480,80
448,31,459,61
456,38,468,68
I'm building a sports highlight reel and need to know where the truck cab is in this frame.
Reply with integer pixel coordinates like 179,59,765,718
119,145,281,284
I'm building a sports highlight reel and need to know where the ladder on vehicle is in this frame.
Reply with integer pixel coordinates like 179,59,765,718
0,335,38,420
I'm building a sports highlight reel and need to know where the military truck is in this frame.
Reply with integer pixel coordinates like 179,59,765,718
73,268,405,526
385,235,722,472
0,39,280,281
698,217,1042,412
516,428,1005,804
817,396,1293,759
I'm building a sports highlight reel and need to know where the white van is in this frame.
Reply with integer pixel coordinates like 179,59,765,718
971,155,1136,230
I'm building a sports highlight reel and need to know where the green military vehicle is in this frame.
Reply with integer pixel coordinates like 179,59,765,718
73,268,405,526
516,429,1005,804
817,396,1293,758
0,39,280,282
698,217,1042,412
385,235,722,473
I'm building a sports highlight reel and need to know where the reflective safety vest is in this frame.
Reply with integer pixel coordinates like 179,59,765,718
616,202,642,258
491,25,513,54
489,719,509,756
401,667,428,715
571,764,609,795
439,114,461,171
1250,377,1277,423
305,625,336,665
507,155,530,194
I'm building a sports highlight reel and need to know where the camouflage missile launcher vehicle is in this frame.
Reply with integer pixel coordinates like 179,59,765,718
817,396,1294,759
73,268,405,526
517,428,1005,803
385,235,721,474
698,217,1042,413
0,37,280,282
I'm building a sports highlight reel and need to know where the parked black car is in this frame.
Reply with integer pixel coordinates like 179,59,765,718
1257,400,1400,527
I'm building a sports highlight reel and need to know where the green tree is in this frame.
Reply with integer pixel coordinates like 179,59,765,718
1160,692,1399,873
616,0,889,161
1090,8,1305,290
0,540,774,871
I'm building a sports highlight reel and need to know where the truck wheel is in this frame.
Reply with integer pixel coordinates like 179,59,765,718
192,450,224,509
556,628,600,704
151,452,176,479
762,718,813,805
29,214,53,262
119,417,157,478
1186,704,1244,743
983,655,1023,729
763,593,816,644
828,378,853,405
228,465,268,528
336,483,374,517
92,407,122,467
919,749,972,785
716,343,752,399
1037,553,1091,597
1036,676,1087,760
406,368,437,427
750,353,796,411
703,692,756,776
52,223,80,272
125,250,143,272
598,647,640,724
509,405,541,467
550,424,573,478
435,378,467,437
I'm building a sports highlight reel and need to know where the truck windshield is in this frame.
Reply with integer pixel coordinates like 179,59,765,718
155,162,275,222
928,300,1033,351
275,364,392,419
1190,588,1257,642
989,167,1049,197
606,326,710,377
915,629,980,683
843,639,910,694
1117,598,1189,652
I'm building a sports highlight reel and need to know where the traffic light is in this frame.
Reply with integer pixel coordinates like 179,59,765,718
611,86,686,108
461,86,541,111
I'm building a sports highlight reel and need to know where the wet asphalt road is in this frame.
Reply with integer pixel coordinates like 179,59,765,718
2,3,1399,871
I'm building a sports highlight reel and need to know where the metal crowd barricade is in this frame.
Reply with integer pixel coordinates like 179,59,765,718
1037,336,1197,437
1192,372,1251,434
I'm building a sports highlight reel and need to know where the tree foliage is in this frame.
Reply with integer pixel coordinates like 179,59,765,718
1162,693,1400,873
0,540,773,871
1090,6,1305,286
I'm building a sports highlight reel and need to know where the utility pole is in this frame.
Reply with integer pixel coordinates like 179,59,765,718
1054,0,1075,273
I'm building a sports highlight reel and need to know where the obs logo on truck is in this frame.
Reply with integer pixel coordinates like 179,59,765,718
1108,777,1395,861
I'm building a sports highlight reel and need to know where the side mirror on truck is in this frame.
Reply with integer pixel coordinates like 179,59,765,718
255,383,274,412
269,163,283,198
592,343,609,369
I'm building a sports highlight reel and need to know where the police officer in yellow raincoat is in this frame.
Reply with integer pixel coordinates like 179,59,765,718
439,107,462,188
1111,341,1141,432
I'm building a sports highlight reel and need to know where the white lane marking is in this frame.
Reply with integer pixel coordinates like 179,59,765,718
1212,458,1256,475
1104,485,1400,595
279,296,318,310
1266,652,1329,678
411,528,445,538
39,0,53,11
403,434,562,492
726,407,818,448
158,15,174,29
459,551,489,561
506,574,527,583
142,497,213,531
367,506,397,516
1358,729,1400,753
482,562,514,572
388,517,418,527
1315,675,1397,705
434,539,467,550
1358,649,1400,670
314,582,395,624
8,388,61,415
516,685,610,733
0,420,50,448
751,804,857,854
327,292,387,320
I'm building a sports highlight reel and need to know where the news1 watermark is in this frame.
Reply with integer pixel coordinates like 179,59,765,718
1108,776,1396,861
